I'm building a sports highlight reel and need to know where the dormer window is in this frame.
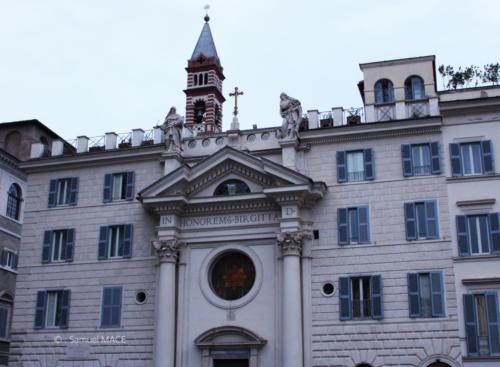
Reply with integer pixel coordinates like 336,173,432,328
214,179,251,196
374,79,394,104
405,75,425,100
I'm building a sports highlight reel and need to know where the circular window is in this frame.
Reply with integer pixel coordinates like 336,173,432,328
202,138,210,147
135,291,147,304
321,282,335,297
210,252,256,301
246,134,256,142
261,132,270,141
188,140,197,149
215,137,224,145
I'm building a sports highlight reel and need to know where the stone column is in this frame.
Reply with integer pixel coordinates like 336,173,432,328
278,231,308,367
153,239,181,367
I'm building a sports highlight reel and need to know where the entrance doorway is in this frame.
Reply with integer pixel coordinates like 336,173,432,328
213,359,249,367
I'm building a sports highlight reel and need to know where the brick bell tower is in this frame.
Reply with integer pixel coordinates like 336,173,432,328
184,14,225,133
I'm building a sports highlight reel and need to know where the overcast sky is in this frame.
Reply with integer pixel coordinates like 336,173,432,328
1,0,499,139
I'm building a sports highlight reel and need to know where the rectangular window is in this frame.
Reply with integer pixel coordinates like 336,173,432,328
404,201,439,241
412,144,431,176
456,213,500,256
42,229,75,263
0,307,9,339
338,206,370,245
48,178,79,208
1,249,18,271
408,272,445,318
98,225,133,260
34,290,71,329
450,141,494,177
336,149,374,183
103,172,135,202
101,286,122,328
463,293,500,356
339,275,382,320
402,142,440,177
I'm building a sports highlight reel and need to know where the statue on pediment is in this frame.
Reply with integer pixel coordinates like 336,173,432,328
161,107,184,152
276,93,302,140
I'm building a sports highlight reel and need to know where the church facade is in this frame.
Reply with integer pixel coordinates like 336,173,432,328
6,16,500,367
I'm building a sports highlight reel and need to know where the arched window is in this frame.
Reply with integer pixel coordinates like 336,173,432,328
374,79,394,104
427,363,450,367
194,74,198,86
405,75,425,100
214,104,222,127
214,179,251,196
194,99,206,124
356,364,373,367
6,183,22,220
204,72,208,85
4,131,21,157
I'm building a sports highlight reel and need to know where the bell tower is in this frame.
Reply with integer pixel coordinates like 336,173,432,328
184,14,225,133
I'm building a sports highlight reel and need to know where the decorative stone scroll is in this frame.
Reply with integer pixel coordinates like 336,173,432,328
277,231,312,256
152,239,183,262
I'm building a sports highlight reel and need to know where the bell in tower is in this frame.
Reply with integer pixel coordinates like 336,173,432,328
184,13,225,133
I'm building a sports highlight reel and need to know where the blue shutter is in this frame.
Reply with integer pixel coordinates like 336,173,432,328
407,273,420,317
430,142,441,174
485,292,500,354
102,287,122,327
103,174,113,203
464,294,479,355
48,179,58,208
371,275,383,320
336,151,347,183
59,290,71,329
363,149,374,180
0,308,7,338
358,206,370,244
68,177,79,206
42,231,52,263
122,225,132,258
112,287,123,327
425,200,439,239
401,144,413,177
339,277,351,320
12,253,18,270
404,203,417,241
98,226,108,260
489,213,500,255
481,140,494,175
338,208,348,246
449,143,462,176
125,172,135,200
34,291,46,329
65,229,75,262
430,272,445,317
0,250,6,267
101,287,112,327
457,216,470,256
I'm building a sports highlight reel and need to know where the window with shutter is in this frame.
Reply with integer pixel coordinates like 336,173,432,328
104,172,135,202
101,286,122,328
402,143,439,177
338,206,370,245
407,272,445,318
457,214,497,256
99,225,133,260
405,201,439,241
1,249,17,271
464,293,500,356
36,290,70,329
48,178,79,207
451,141,495,177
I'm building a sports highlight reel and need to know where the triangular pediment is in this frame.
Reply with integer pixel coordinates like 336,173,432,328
138,146,315,200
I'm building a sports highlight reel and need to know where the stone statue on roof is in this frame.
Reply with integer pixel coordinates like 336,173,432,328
277,93,302,140
161,107,184,152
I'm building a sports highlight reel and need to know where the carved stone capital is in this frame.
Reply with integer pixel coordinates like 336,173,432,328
277,231,312,256
152,239,182,263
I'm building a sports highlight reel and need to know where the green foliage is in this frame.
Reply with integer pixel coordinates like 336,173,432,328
438,63,499,90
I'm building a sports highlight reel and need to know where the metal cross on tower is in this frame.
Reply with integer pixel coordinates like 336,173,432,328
229,87,244,117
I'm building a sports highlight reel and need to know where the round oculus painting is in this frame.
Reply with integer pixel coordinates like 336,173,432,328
210,251,256,301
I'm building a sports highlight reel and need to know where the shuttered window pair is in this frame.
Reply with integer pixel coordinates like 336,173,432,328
337,149,374,183
1,249,18,271
48,177,79,208
464,293,500,356
339,275,382,320
338,206,370,245
404,201,439,241
101,286,122,328
103,172,135,202
42,229,75,263
402,142,440,177
407,272,445,318
98,225,133,260
457,213,500,256
450,141,494,176
34,290,70,329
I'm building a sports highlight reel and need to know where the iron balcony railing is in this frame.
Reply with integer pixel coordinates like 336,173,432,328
413,165,431,176
347,171,365,182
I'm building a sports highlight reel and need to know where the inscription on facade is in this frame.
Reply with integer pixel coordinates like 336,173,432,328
178,212,280,229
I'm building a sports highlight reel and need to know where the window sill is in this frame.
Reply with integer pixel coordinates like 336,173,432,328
447,173,499,182
0,266,17,274
0,214,22,225
98,257,130,262
454,254,500,263
342,242,373,247
462,355,500,361
374,101,396,107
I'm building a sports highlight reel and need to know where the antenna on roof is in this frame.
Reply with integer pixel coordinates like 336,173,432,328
204,4,210,22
